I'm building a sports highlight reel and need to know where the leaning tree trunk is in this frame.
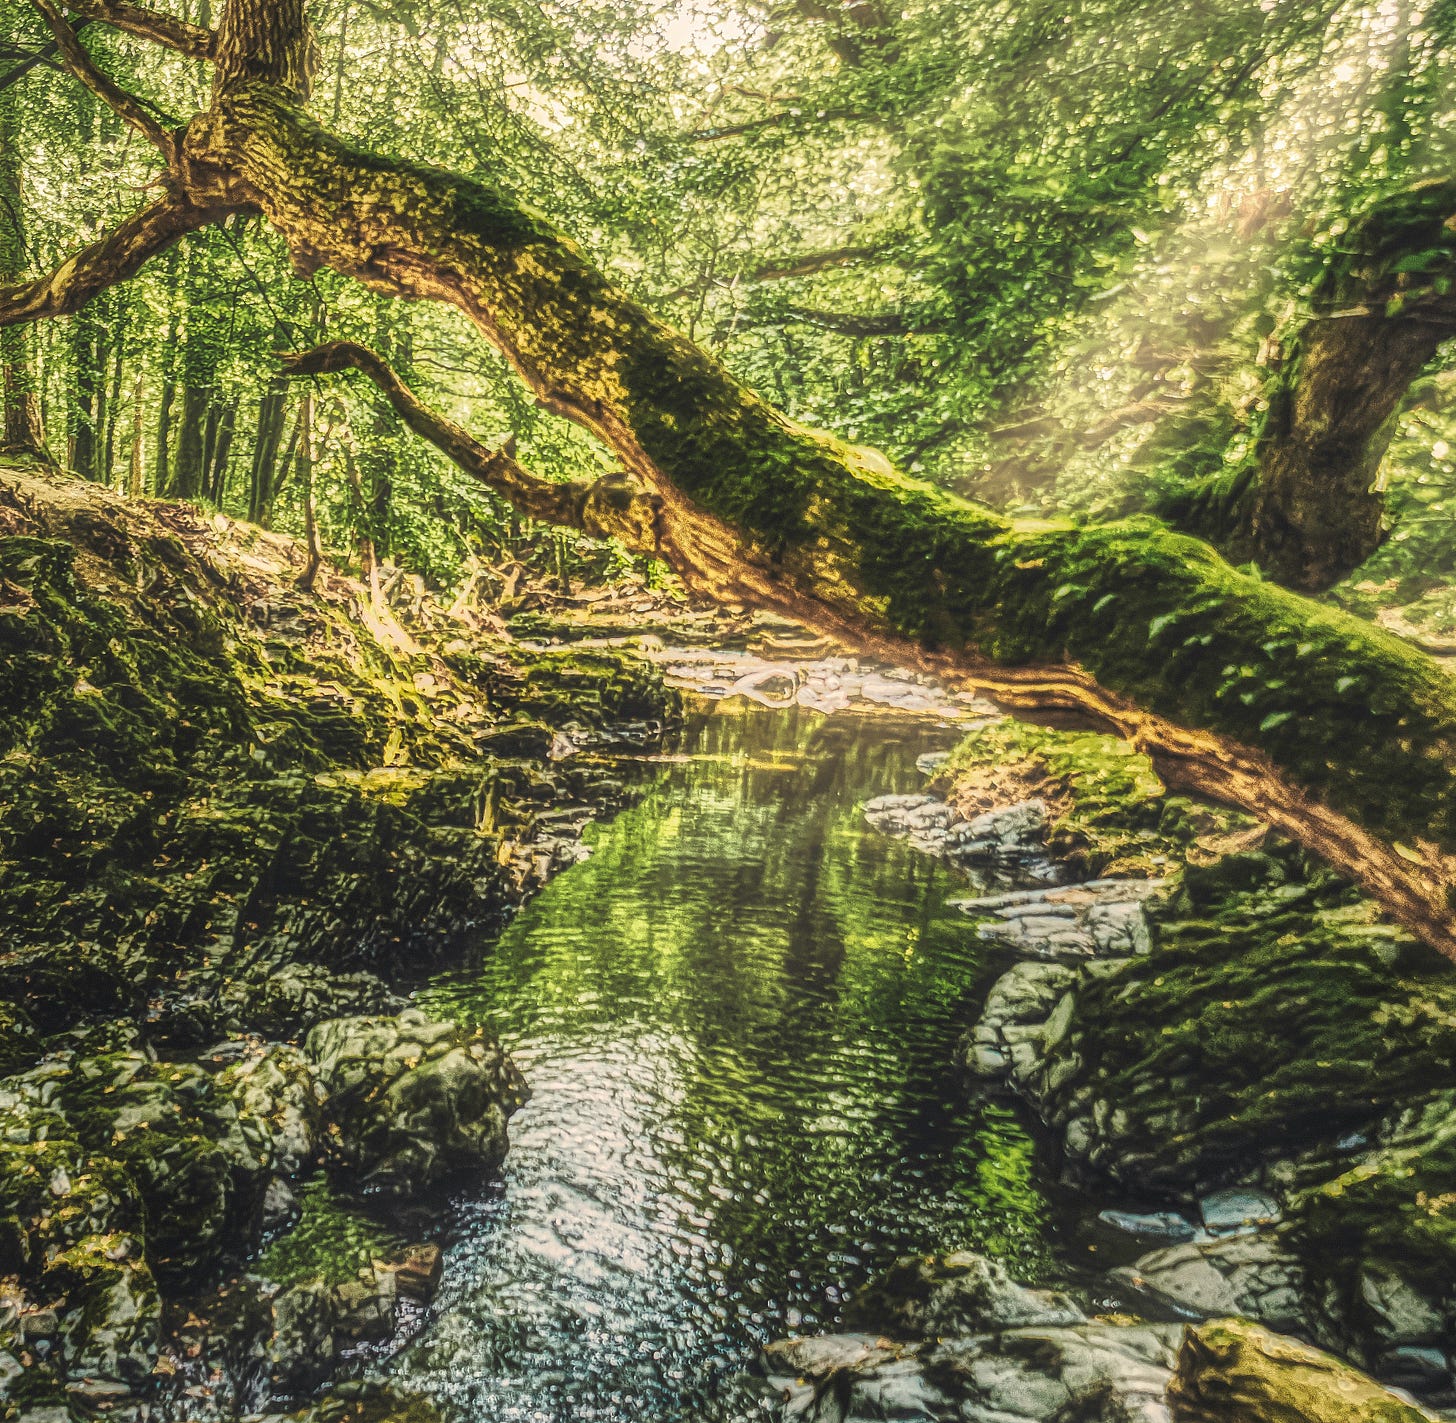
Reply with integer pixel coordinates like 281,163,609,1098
11,0,1456,958
1167,180,1456,591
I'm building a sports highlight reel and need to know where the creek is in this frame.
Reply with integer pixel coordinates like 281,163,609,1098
388,693,1078,1421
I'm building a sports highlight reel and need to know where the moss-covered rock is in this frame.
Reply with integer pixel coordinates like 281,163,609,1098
1019,869,1451,1195
306,1010,528,1198
1169,1319,1441,1423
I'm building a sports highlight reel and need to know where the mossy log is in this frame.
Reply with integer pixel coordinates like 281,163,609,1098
8,0,1456,955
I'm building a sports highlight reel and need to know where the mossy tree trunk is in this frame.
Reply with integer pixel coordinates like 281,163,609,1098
0,81,46,459
1168,180,1456,592
9,0,1456,956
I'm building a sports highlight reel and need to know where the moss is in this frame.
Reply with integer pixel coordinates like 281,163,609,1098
1035,870,1456,1192
255,1178,402,1289
931,719,1236,877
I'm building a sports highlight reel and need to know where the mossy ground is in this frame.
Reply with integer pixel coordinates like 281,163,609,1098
934,718,1262,879
0,458,678,1420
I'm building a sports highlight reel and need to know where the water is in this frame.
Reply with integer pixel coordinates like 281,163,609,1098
391,699,1069,1421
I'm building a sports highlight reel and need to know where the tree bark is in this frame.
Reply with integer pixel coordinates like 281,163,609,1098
9,0,1456,959
1168,181,1456,591
0,79,46,458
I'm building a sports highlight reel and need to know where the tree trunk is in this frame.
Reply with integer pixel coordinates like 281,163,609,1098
296,390,321,587
247,376,289,525
0,73,46,458
1167,181,1456,591
170,382,211,497
10,0,1456,958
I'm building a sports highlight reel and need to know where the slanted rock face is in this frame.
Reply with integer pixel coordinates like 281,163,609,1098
1168,1318,1442,1423
306,1010,528,1197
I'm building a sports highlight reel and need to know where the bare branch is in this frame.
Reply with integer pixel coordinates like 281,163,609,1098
31,0,177,161
0,195,226,328
279,341,664,553
63,0,216,59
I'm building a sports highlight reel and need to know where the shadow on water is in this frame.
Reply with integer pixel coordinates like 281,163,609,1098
390,700,1073,1421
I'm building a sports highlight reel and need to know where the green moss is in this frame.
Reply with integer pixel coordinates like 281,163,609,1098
933,719,1213,877
1032,863,1456,1191
256,1178,403,1288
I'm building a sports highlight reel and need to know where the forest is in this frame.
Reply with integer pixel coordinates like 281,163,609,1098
5,0,1456,1420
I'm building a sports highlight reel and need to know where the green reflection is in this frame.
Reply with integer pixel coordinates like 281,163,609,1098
405,701,1062,1421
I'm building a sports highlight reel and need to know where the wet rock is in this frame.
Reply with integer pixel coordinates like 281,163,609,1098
951,878,1162,960
378,1242,443,1302
845,1250,1085,1338
1114,1231,1306,1334
306,1009,528,1198
763,1319,1182,1423
44,1232,159,1388
963,960,1081,1081
1200,1187,1280,1236
1098,1209,1198,1243
228,965,404,1041
1167,1318,1442,1423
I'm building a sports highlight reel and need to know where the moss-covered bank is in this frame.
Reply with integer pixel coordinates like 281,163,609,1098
0,459,677,1421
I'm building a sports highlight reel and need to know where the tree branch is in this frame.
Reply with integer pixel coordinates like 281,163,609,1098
0,194,225,328
279,341,664,553
32,0,177,162
62,0,216,59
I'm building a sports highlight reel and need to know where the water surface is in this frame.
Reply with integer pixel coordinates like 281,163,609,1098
392,699,1067,1420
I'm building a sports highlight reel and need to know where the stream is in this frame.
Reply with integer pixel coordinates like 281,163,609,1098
388,693,1078,1421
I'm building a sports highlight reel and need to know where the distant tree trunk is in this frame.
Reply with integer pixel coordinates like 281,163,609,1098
0,75,46,458
297,391,322,586
247,375,289,524
102,293,127,483
208,394,238,504
69,300,105,479
127,370,145,496
171,381,211,497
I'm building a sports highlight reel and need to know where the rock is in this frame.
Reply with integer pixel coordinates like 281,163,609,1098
1098,1209,1198,1243
230,965,404,1040
44,1232,159,1387
1114,1232,1306,1334
963,960,1081,1082
763,1319,1182,1423
378,1243,443,1302
306,1010,528,1197
1167,1318,1442,1423
844,1251,1085,1338
950,878,1162,960
1200,1187,1280,1236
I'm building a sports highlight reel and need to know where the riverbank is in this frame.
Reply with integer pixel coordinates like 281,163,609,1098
0,460,678,1422
771,711,1456,1419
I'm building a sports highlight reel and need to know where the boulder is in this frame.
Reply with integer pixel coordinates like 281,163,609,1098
1167,1318,1441,1423
306,1010,528,1197
762,1319,1182,1423
1114,1232,1306,1335
845,1250,1085,1338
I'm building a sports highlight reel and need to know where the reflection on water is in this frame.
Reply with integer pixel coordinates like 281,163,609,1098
392,702,1064,1421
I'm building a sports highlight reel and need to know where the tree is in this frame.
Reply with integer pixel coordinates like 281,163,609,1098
1165,181,1456,591
0,56,46,457
6,0,1456,960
